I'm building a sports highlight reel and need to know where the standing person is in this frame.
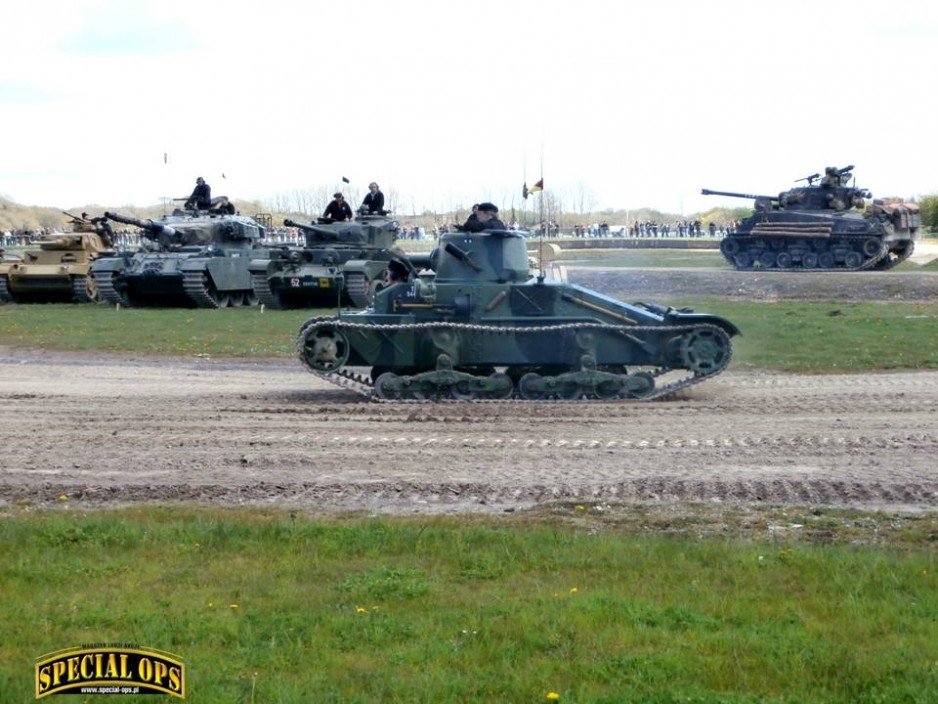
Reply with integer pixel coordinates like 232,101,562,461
323,193,353,222
459,204,480,231
361,182,385,214
186,177,212,210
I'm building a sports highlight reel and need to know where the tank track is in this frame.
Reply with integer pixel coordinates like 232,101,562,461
721,237,888,273
94,272,132,307
345,272,369,308
875,240,915,270
182,271,223,308
296,318,732,403
251,272,283,309
0,274,12,302
71,275,94,303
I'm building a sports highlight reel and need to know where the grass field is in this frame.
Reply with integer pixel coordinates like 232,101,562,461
1,506,935,703
2,300,937,373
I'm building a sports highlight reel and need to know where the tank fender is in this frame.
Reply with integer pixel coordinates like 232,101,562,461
666,311,740,337
248,257,275,274
186,258,252,291
344,259,389,279
89,256,127,274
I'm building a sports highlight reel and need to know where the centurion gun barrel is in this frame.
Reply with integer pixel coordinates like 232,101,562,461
104,212,179,240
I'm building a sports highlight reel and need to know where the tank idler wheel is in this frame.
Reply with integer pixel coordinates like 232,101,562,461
818,252,835,268
374,372,401,400
775,251,793,269
302,327,351,373
844,251,863,269
721,239,740,256
802,252,819,269
680,327,731,375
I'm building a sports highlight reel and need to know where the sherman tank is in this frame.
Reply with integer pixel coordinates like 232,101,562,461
91,207,264,307
296,227,739,401
702,165,920,271
249,214,401,309
0,213,113,303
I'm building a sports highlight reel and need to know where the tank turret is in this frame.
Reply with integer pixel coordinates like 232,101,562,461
296,228,740,402
702,165,918,271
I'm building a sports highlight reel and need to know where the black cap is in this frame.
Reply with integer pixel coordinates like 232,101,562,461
477,202,498,213
333,192,343,198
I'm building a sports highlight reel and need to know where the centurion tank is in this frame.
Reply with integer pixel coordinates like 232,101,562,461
296,227,739,401
249,213,401,309
0,212,113,303
91,207,264,307
702,165,920,271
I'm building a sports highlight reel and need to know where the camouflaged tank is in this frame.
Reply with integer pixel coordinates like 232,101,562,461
91,207,264,307
297,227,739,401
248,214,400,309
703,165,920,271
0,213,113,303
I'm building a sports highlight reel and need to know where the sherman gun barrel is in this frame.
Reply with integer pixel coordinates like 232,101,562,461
283,219,341,240
700,189,779,201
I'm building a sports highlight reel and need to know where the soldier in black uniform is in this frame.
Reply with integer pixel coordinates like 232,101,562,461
186,177,211,209
323,193,353,222
463,202,506,232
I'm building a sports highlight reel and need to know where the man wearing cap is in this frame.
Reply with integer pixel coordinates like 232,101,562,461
323,192,353,222
462,202,506,232
186,177,212,210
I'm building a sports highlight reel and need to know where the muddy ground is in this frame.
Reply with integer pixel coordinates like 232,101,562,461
0,267,936,514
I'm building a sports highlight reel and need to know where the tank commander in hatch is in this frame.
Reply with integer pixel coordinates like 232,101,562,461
462,202,506,232
323,192,353,222
361,182,385,214
186,177,212,209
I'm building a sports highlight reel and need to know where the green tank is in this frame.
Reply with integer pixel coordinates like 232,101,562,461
248,214,400,309
91,208,264,307
297,227,740,401
0,213,113,303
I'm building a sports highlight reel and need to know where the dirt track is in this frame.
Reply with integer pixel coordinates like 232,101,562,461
1,348,936,513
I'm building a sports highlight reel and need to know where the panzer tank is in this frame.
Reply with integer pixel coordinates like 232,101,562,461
0,213,113,303
702,165,920,271
296,227,739,401
249,214,400,309
91,207,264,307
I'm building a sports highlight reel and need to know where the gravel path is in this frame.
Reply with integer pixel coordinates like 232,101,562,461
1,348,935,513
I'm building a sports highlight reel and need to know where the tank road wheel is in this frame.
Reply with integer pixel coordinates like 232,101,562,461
721,239,740,256
680,327,731,375
802,252,819,269
862,238,881,258
818,251,835,268
374,372,401,400
759,251,777,269
594,377,625,400
733,253,752,269
518,373,545,400
0,274,13,303
241,290,258,306
300,327,351,373
843,251,863,269
518,372,580,400
450,378,478,401
625,371,656,399
485,372,514,399
775,251,793,269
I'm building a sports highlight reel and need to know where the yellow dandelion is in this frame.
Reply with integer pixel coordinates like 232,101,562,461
569,587,578,595
57,493,68,502
229,604,239,610
207,602,214,607
371,605,380,611
575,505,585,511
356,606,367,614
546,692,560,700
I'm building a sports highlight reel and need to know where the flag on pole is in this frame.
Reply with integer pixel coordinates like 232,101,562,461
341,176,350,183
523,182,529,200
163,152,167,164
529,178,544,194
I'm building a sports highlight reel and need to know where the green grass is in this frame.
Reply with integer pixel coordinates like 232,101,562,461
560,249,728,269
2,300,937,373
1,507,935,703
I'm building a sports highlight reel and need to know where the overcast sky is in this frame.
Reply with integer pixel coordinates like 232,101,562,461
1,0,936,216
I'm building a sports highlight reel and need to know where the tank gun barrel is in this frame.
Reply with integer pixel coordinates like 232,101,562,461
700,189,779,201
104,211,179,240
283,219,339,240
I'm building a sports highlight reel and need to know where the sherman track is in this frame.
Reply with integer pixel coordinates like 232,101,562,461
297,318,732,403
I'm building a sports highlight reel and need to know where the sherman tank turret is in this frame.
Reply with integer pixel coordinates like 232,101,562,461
296,227,739,401
703,165,920,271
248,213,401,309
0,212,113,303
90,207,264,307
